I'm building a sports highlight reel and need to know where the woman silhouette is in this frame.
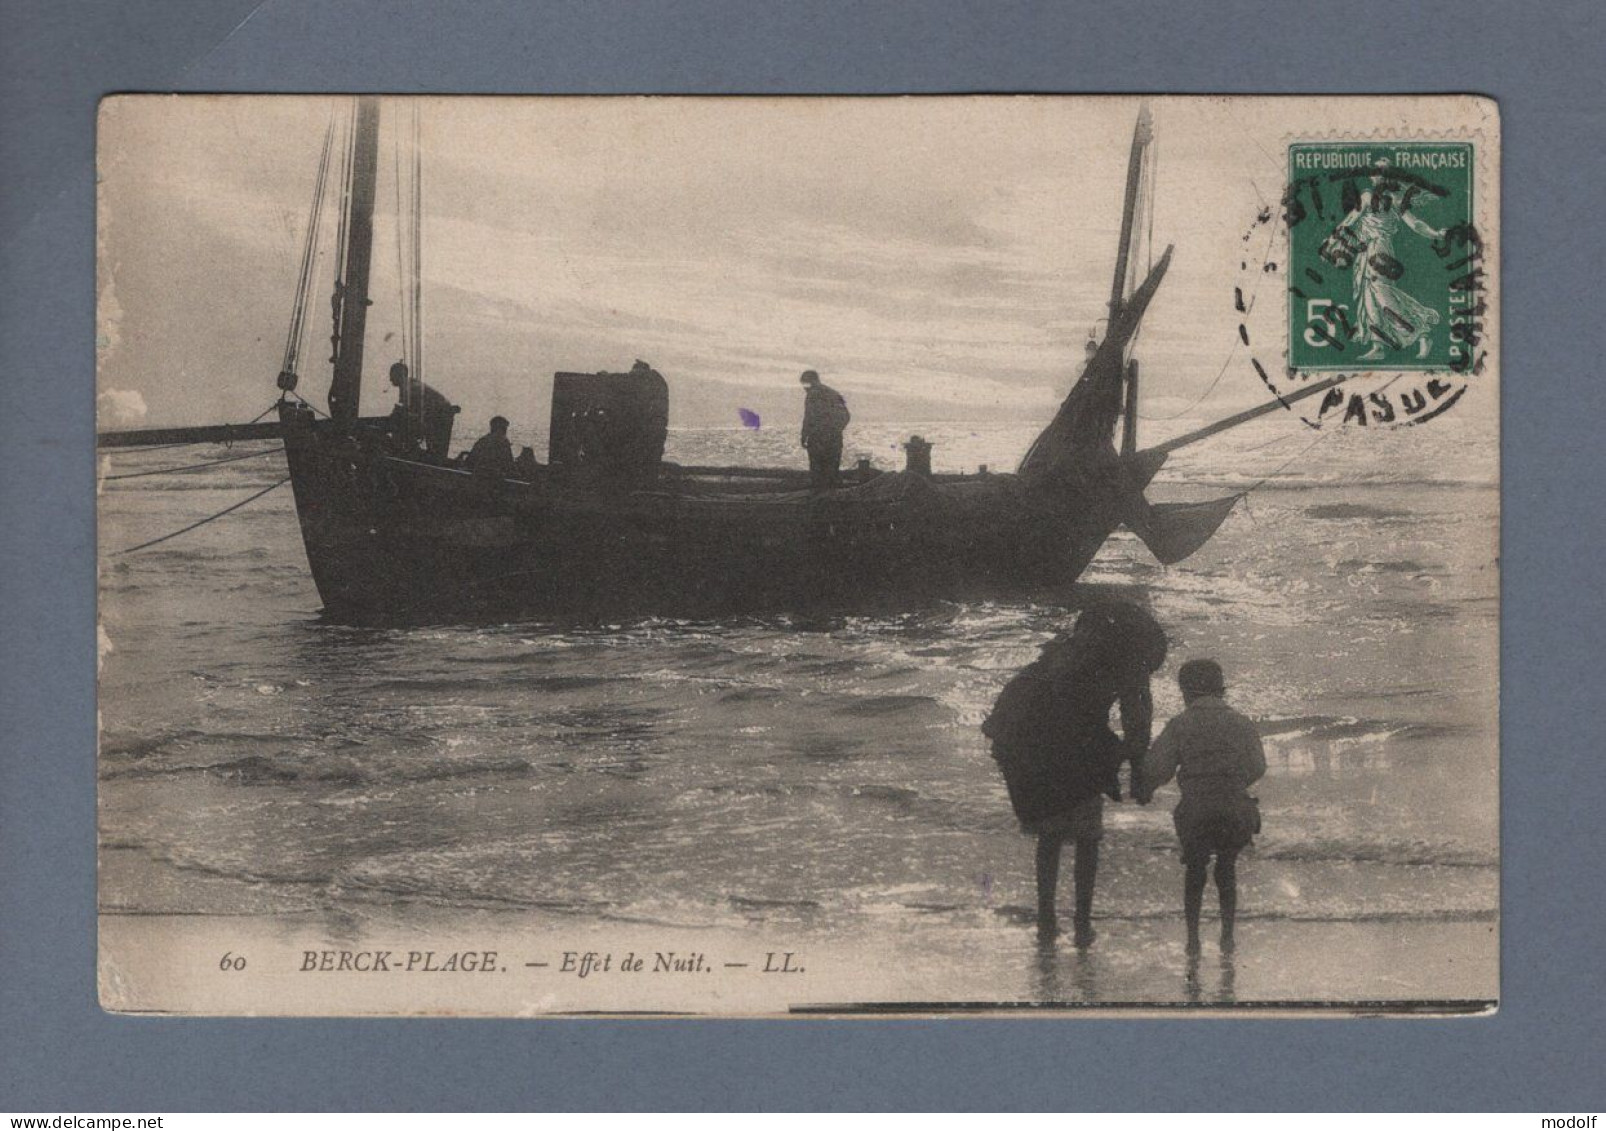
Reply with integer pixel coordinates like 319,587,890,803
984,602,1168,946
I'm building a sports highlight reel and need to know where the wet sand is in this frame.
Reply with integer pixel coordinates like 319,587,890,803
100,909,1496,1016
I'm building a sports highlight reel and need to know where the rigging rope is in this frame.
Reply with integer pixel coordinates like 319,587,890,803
1238,427,1315,454
393,120,412,376
100,446,285,482
281,110,336,381
1231,427,1338,496
411,101,427,440
330,99,357,367
1140,350,1235,424
287,390,330,418
1147,129,1158,277
416,102,424,383
110,476,292,556
1226,376,1404,496
385,100,429,439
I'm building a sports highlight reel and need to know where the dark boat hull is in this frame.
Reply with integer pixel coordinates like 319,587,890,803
280,409,1126,624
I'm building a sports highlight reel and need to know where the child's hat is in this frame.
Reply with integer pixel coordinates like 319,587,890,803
1178,658,1226,696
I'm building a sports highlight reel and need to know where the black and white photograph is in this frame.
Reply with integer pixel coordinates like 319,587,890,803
94,94,1500,1015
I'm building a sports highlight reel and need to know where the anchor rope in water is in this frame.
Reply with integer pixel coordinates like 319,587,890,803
1232,427,1340,497
99,445,285,481
110,476,292,556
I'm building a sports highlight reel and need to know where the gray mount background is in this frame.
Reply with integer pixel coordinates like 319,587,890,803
3,0,1601,1112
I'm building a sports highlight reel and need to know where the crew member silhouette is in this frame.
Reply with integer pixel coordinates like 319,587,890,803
799,369,850,489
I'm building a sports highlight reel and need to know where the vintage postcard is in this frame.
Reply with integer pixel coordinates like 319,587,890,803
96,95,1499,1015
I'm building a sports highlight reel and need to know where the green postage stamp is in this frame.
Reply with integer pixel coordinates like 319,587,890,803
1285,141,1479,377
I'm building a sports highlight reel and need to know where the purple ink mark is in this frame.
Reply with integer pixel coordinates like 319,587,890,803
738,408,761,430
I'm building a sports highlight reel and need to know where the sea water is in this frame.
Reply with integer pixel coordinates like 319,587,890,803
97,411,1498,1004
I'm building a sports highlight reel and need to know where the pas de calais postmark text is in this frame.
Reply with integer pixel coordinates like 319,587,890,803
1281,141,1486,427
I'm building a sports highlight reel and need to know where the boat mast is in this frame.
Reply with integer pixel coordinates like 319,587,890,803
328,97,382,424
1110,104,1153,457
1108,103,1153,322
1121,359,1140,456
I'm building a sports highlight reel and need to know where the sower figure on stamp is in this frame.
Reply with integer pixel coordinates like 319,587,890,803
1328,159,1448,362
983,602,1167,946
799,369,850,489
1139,658,1266,955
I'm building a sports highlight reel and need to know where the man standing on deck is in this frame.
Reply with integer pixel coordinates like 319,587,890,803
388,361,459,460
799,369,850,489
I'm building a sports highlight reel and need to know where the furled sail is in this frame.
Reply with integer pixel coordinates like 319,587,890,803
1018,103,1169,483
1017,247,1172,481
1015,104,1244,570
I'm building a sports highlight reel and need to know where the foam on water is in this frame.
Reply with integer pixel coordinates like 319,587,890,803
97,423,1498,934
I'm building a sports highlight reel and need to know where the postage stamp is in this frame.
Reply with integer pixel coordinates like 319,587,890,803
1232,129,1493,431
1275,140,1487,427
1286,142,1476,373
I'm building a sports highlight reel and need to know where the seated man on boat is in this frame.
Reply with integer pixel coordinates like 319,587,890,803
387,361,459,460
465,415,516,479
512,446,540,481
799,369,851,489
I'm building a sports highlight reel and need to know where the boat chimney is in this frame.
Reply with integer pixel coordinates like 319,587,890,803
903,435,933,476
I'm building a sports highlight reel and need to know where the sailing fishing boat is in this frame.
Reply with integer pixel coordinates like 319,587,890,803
98,99,1342,623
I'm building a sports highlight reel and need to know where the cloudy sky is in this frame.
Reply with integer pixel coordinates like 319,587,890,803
97,95,1497,440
